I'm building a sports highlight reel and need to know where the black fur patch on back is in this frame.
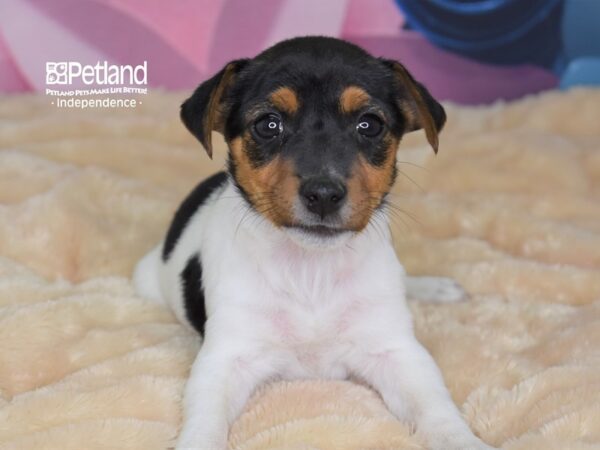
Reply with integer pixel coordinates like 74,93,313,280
162,171,228,261
181,253,207,335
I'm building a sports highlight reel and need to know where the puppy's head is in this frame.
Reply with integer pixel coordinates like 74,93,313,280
181,37,445,245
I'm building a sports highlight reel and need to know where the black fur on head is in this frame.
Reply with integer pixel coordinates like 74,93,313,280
180,36,446,234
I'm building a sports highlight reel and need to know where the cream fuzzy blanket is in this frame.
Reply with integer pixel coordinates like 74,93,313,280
0,89,599,450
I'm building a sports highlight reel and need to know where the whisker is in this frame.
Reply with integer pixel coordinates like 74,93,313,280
396,169,425,193
381,205,411,234
396,160,429,172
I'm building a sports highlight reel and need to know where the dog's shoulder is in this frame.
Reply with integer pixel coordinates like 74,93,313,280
162,171,228,261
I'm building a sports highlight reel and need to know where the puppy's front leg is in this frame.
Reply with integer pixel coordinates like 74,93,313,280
176,340,275,450
348,334,496,450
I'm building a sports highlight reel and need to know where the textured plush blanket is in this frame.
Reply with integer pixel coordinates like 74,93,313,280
0,89,599,450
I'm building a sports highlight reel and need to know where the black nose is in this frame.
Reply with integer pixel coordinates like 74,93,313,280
300,178,347,219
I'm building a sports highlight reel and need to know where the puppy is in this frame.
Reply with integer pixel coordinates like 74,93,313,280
134,36,495,450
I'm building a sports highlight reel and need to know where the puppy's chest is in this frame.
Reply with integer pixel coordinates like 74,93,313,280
229,241,387,375
266,299,359,342
260,263,365,337
252,276,367,376
261,304,355,378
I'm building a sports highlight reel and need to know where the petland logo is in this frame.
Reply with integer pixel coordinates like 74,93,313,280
46,61,148,85
45,61,148,109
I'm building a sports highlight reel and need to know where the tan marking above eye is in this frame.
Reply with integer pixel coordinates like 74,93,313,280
269,87,299,115
340,86,370,114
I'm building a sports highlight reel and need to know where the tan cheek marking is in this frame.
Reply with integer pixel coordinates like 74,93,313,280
340,86,370,114
230,136,297,226
347,137,398,231
269,87,299,115
275,159,299,220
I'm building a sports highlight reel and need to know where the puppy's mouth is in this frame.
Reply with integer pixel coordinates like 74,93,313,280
287,224,350,237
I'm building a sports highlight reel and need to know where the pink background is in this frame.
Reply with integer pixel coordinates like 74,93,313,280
0,0,557,104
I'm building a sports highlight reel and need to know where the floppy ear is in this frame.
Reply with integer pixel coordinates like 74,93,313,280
381,59,446,153
180,59,249,158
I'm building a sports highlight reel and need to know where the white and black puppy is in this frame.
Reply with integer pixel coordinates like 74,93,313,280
134,37,495,450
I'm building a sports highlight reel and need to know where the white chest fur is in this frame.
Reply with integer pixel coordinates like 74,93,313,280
137,182,495,450
194,195,410,379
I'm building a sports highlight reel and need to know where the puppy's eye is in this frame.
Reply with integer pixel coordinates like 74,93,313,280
356,114,383,137
254,114,283,139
